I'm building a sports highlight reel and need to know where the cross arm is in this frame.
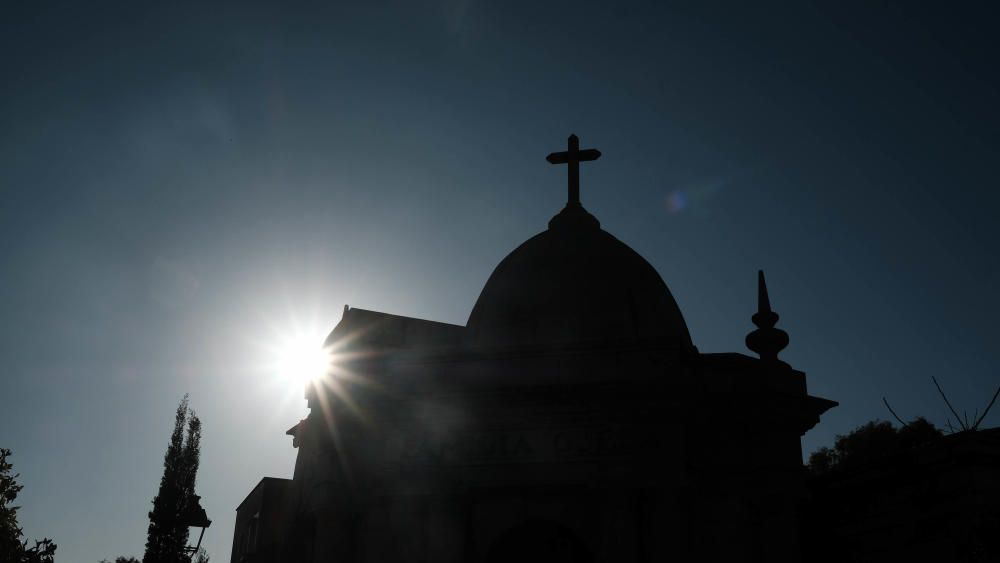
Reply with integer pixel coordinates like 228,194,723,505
546,149,602,164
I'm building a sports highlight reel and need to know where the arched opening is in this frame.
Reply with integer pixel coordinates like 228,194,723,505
486,519,593,563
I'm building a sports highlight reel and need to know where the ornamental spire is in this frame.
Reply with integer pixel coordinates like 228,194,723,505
745,270,789,362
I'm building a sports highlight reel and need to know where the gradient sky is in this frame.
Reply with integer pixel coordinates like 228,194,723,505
2,2,999,561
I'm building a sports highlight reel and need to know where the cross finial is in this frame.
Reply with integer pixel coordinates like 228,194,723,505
546,134,601,206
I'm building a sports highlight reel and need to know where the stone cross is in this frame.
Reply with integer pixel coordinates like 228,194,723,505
546,134,601,206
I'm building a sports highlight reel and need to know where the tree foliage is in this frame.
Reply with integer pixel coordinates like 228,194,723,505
143,396,202,563
808,417,942,474
0,448,56,563
104,553,207,563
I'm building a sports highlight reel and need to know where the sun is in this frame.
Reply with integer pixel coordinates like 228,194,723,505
272,333,332,388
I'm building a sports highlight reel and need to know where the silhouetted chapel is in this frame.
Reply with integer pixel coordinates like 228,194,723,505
231,135,836,563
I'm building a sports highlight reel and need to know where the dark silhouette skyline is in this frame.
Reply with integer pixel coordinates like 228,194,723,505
2,2,999,561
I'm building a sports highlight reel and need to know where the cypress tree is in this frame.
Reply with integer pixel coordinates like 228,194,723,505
143,396,202,563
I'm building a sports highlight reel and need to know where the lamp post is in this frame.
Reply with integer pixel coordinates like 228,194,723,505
179,495,212,561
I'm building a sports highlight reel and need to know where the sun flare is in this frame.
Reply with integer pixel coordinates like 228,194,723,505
272,333,332,388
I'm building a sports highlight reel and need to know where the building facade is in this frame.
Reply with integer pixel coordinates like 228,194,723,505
231,136,836,563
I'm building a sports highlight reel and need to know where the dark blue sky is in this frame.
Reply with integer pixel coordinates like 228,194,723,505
2,2,998,561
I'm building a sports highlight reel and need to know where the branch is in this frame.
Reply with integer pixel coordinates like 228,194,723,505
933,376,968,431
882,397,910,427
972,385,1000,430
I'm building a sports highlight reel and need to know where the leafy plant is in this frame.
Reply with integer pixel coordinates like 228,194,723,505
0,448,56,563
807,417,942,474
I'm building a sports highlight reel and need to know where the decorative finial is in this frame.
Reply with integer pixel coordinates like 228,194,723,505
745,270,789,362
546,134,601,207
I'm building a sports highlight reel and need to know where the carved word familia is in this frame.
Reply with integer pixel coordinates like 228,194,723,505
397,427,660,465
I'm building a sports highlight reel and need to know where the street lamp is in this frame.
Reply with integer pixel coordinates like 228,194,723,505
179,495,212,561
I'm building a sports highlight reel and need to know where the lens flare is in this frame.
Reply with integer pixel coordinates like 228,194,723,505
665,175,738,215
666,189,687,213
272,334,332,388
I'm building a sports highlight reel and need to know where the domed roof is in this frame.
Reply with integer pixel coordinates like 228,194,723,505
466,203,692,348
